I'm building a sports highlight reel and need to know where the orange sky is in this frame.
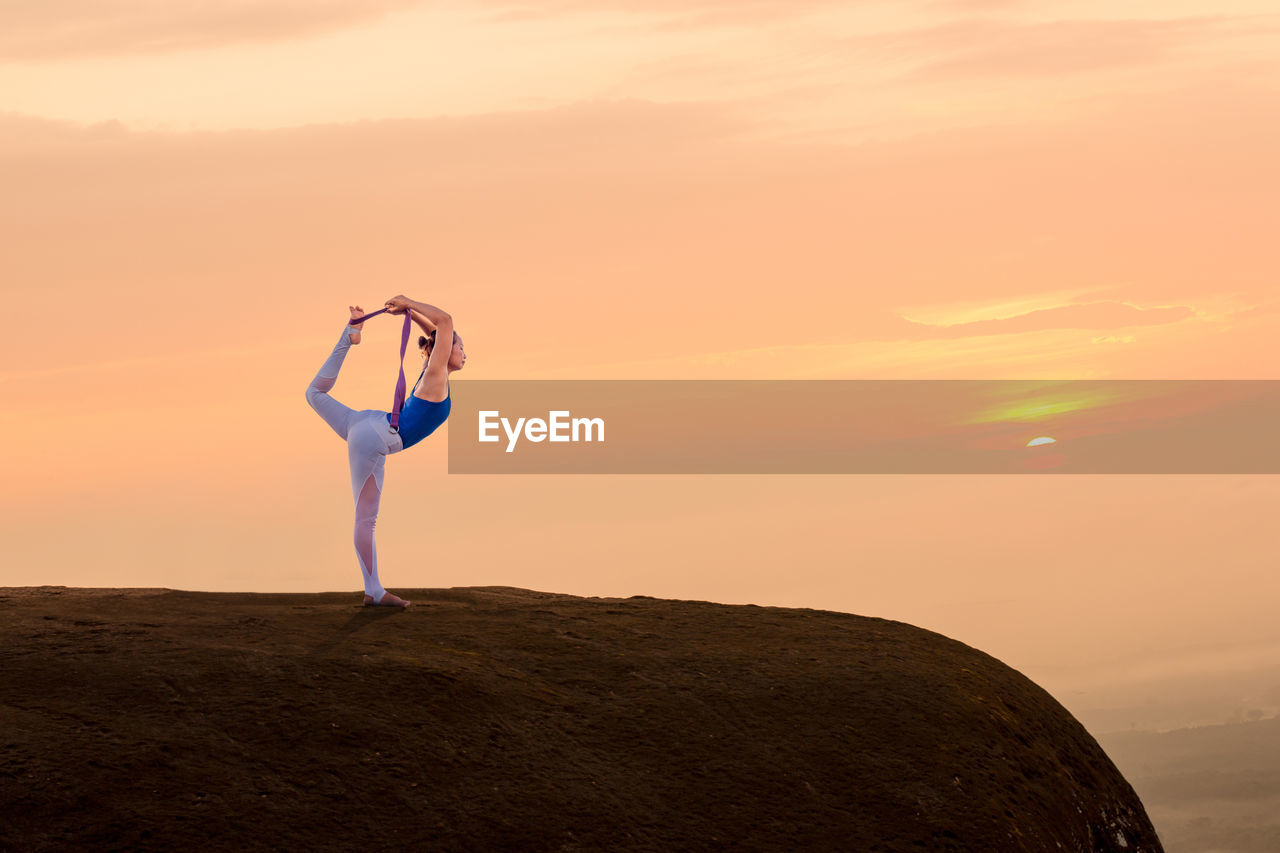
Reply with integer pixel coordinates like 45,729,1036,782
2,0,1279,711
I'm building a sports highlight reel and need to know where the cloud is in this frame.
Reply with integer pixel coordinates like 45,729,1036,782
926,0,1021,10
0,96,756,159
1,0,863,58
900,301,1196,338
479,0,825,22
0,112,133,149
843,16,1233,80
0,0,426,61
1231,300,1280,320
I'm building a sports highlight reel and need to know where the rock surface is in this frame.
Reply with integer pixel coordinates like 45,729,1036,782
0,586,1163,851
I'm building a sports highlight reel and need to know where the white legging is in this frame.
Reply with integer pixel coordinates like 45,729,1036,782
305,324,405,603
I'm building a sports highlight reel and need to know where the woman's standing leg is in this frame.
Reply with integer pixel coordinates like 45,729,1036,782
348,411,410,607
305,324,362,439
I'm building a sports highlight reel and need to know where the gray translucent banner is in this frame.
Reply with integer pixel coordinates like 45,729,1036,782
446,380,1280,474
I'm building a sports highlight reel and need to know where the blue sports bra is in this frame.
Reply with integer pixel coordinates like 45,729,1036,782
386,366,450,451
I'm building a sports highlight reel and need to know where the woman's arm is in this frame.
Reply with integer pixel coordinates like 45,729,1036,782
385,295,450,328
407,299,449,326
409,307,436,336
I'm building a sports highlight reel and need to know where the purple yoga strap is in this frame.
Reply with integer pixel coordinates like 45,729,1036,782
349,308,413,433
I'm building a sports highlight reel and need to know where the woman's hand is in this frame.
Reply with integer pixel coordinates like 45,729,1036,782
349,305,366,329
385,295,412,315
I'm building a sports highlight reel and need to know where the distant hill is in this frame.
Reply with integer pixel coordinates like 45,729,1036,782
1,586,1162,851
1067,661,1280,734
1098,718,1280,853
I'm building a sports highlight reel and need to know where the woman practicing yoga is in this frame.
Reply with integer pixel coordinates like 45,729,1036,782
305,295,466,608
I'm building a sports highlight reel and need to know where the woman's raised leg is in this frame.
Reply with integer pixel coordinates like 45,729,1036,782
305,324,362,439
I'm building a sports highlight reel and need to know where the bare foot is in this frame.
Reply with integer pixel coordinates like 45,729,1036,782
348,305,365,344
364,592,410,608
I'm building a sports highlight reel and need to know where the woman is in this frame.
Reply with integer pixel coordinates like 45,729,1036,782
304,295,466,607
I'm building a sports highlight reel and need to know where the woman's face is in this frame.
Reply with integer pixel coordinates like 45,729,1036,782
449,334,466,370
